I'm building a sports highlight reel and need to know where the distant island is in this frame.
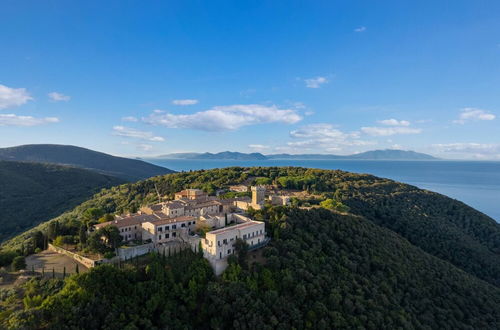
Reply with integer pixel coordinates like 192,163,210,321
155,149,438,161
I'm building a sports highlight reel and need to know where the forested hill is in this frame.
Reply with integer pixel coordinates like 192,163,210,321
0,144,174,181
0,161,123,242
3,166,500,328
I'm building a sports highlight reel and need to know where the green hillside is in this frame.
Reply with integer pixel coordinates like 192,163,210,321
0,144,174,181
3,206,500,328
3,166,500,328
0,161,123,242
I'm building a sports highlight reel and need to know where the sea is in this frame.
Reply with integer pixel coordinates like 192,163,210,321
147,159,500,222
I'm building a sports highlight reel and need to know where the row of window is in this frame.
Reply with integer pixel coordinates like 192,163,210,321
158,232,176,240
243,229,263,240
120,225,137,233
157,221,196,232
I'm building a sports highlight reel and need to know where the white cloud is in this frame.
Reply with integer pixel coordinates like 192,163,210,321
143,104,302,131
287,123,375,152
248,144,270,152
304,76,328,88
377,119,410,126
432,143,500,159
172,99,198,106
48,92,70,102
137,144,154,151
0,84,32,109
453,108,495,124
354,26,366,32
361,126,422,136
112,126,165,142
0,114,59,126
122,116,138,122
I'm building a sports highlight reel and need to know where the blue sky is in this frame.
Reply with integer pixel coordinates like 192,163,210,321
1,1,499,159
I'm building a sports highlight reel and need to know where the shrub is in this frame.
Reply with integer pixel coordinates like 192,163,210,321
11,256,26,271
53,235,75,247
103,252,116,259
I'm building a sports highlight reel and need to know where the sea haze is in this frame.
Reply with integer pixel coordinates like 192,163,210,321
147,159,500,222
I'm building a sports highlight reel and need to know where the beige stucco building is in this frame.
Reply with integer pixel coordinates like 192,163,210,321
201,220,266,260
142,215,197,246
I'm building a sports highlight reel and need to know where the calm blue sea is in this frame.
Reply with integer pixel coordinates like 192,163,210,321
147,159,500,222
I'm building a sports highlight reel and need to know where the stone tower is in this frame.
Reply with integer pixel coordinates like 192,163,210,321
251,186,266,205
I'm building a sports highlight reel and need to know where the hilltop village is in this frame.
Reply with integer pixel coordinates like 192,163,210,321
88,186,290,274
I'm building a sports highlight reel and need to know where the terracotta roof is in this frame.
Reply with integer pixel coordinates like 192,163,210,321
208,221,263,235
145,215,196,226
94,214,157,229
185,200,221,210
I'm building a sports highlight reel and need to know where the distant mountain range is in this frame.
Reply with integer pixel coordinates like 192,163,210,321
0,144,174,181
156,149,438,161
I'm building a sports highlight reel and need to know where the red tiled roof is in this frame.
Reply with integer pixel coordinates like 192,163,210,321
145,215,196,226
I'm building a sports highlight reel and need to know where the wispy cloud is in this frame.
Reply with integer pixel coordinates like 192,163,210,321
361,126,422,136
248,144,270,152
122,116,138,122
0,114,59,126
48,92,70,102
432,143,500,159
453,108,495,124
0,84,32,109
143,104,302,131
137,144,154,151
377,119,410,126
172,99,199,106
287,123,375,152
354,26,366,32
112,126,165,142
304,76,328,88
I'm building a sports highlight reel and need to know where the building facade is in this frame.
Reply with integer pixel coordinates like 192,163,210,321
202,220,266,260
142,215,197,245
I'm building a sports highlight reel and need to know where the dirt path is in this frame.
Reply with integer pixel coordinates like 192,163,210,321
25,250,89,278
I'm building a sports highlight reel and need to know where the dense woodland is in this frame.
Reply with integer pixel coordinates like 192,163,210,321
2,166,500,328
2,207,500,329
0,161,123,243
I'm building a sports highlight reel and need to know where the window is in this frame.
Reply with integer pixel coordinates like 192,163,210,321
223,239,227,244
166,226,169,230
218,240,221,246
135,225,137,229
193,221,196,224
158,227,163,232
172,225,177,229
228,249,231,254
172,232,176,237
181,223,185,228
188,221,191,226
243,234,247,239
159,234,162,240
166,233,169,238
260,229,262,234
